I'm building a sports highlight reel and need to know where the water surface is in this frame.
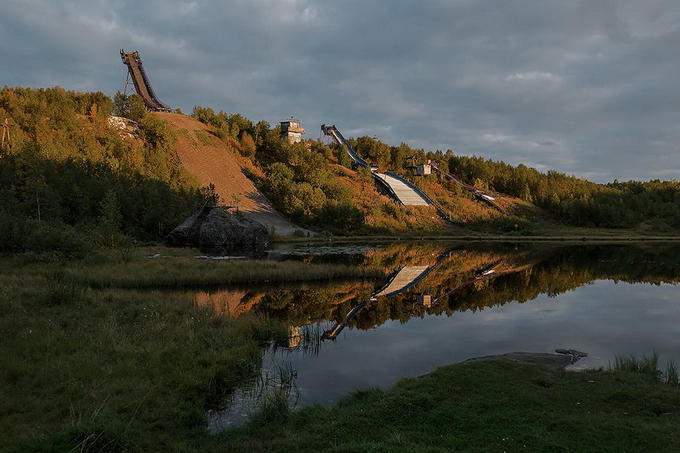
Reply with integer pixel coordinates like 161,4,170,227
208,242,680,430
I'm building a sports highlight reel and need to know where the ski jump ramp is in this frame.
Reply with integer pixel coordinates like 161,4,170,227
120,49,171,112
321,124,434,207
372,172,431,206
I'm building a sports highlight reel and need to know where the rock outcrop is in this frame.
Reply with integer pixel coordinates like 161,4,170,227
167,206,269,256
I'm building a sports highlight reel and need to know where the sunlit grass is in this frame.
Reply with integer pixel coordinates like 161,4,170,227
67,259,382,288
0,250,383,289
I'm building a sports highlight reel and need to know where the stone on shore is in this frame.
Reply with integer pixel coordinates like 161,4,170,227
167,207,269,256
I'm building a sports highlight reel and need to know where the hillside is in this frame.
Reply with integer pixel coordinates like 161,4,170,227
151,112,310,236
3,85,678,254
181,107,541,235
0,87,208,254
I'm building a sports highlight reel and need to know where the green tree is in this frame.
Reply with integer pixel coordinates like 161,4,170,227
141,115,177,152
97,190,123,248
113,92,146,122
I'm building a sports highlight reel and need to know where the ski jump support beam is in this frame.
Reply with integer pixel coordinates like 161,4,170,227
321,124,372,169
120,49,171,112
430,161,506,214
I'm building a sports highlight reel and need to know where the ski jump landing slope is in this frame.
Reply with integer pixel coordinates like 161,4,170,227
321,124,433,207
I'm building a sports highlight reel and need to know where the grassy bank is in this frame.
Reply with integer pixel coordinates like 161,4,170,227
0,275,289,450
220,359,680,452
4,246,680,451
0,247,383,289
271,220,680,244
0,248,382,451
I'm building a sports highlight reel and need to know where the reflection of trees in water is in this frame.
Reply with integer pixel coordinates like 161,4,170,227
192,243,680,337
347,243,680,332
255,282,375,325
363,242,460,272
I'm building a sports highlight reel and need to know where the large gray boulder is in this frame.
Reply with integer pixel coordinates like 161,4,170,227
167,207,269,256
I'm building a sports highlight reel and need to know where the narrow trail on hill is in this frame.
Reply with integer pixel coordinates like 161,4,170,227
152,113,310,236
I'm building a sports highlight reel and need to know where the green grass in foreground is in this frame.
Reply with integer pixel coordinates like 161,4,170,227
0,249,383,451
0,275,289,451
221,360,680,452
3,248,680,451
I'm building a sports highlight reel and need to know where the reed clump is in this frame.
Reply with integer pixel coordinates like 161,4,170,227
612,351,680,385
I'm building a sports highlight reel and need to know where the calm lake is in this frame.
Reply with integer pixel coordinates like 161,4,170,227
206,242,680,430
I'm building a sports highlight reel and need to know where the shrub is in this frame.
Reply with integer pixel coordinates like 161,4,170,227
23,220,94,259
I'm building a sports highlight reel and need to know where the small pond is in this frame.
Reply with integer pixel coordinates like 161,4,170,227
206,242,680,431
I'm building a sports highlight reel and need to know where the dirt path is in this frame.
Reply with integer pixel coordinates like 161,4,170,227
152,112,310,236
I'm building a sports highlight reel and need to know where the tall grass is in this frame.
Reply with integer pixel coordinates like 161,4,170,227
63,259,383,288
300,323,323,357
0,268,290,450
255,361,298,423
664,360,679,386
612,352,660,378
611,351,679,385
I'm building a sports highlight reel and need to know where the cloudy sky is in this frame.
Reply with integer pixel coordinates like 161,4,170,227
2,0,680,183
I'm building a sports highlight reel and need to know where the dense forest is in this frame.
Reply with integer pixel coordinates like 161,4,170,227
0,87,202,256
448,155,680,228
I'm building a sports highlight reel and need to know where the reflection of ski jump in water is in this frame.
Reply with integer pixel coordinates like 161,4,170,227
431,258,505,305
321,257,447,341
322,250,452,340
322,256,506,341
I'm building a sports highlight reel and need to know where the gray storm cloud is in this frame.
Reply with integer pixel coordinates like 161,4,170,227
2,0,679,182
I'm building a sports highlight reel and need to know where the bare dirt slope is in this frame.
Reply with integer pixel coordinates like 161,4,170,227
152,112,309,236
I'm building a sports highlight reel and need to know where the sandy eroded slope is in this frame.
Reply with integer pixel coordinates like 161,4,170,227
152,112,308,236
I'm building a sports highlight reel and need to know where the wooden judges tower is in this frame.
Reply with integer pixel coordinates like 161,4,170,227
279,117,305,144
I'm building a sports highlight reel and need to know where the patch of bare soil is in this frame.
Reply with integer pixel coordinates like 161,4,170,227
152,112,310,236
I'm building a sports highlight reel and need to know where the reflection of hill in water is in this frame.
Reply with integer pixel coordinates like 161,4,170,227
188,280,375,323
348,246,535,331
193,290,266,317
350,243,680,332
188,243,680,338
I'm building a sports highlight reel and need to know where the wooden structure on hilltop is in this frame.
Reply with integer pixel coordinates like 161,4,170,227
280,117,305,144
120,49,172,112
1,118,14,151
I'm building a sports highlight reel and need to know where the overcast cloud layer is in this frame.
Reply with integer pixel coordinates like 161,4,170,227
2,0,680,182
